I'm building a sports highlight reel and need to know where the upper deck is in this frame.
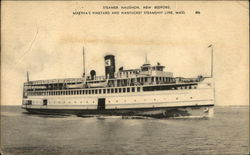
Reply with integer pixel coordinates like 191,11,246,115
24,78,84,86
23,54,205,92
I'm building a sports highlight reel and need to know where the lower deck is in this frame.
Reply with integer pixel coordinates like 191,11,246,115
23,104,214,118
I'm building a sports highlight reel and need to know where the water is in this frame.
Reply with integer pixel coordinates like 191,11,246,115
1,106,249,155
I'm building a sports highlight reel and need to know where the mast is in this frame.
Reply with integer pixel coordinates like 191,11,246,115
208,44,213,78
27,72,29,82
145,53,149,64
82,47,85,78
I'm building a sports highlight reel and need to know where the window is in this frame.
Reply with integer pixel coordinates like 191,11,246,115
119,88,122,93
115,88,118,93
132,87,135,92
99,89,102,94
27,100,32,105
107,89,110,93
92,90,94,94
95,90,97,94
111,89,114,93
142,67,148,71
137,87,140,92
127,88,130,92
123,88,126,93
103,89,106,94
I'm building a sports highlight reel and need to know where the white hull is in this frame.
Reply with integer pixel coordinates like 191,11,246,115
22,87,214,118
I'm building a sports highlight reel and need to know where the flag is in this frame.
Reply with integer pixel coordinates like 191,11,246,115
208,44,213,48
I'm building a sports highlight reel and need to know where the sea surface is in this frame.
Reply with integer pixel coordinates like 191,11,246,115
1,106,249,155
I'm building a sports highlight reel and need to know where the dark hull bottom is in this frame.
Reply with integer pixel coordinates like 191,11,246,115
23,105,214,118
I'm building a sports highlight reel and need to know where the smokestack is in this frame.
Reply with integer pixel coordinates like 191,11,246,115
104,55,115,79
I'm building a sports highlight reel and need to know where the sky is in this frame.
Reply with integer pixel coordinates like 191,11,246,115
1,1,249,105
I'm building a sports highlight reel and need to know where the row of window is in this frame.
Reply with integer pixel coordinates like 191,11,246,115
26,87,141,96
25,84,198,96
24,96,195,105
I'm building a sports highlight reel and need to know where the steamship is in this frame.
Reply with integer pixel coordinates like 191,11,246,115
22,47,215,118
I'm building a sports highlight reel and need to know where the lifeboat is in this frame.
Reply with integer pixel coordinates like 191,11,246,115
87,80,108,88
66,83,85,89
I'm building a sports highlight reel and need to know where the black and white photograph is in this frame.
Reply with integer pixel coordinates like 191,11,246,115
1,1,249,154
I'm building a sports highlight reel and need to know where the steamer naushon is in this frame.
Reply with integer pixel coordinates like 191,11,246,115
22,46,215,118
